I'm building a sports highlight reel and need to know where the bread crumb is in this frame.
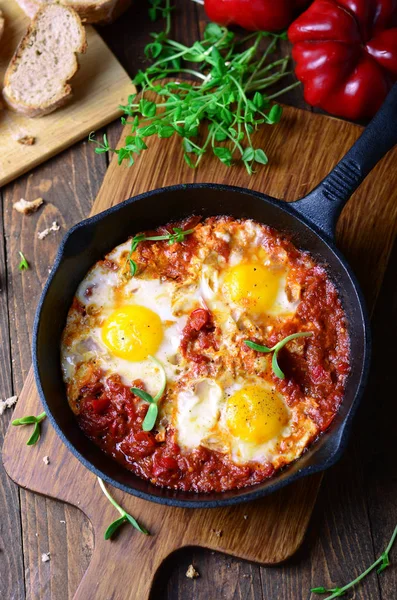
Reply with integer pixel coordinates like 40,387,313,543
14,197,44,215
0,395,18,416
17,135,36,146
212,529,223,537
186,564,199,579
41,552,50,563
43,456,50,465
243,514,248,520
38,221,60,240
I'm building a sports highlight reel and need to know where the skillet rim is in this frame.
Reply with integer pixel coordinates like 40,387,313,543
32,183,371,508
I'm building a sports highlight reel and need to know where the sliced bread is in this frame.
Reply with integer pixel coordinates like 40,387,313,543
15,0,131,24
3,5,87,118
0,10,4,42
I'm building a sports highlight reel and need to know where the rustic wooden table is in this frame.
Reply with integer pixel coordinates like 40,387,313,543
1,2,396,599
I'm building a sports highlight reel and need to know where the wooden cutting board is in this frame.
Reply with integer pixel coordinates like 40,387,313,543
3,104,397,600
0,0,133,187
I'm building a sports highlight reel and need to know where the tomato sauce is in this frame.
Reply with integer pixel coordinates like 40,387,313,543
78,374,275,492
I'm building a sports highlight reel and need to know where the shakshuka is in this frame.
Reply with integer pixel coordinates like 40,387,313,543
61,216,350,492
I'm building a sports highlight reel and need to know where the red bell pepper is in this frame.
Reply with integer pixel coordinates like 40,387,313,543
288,0,397,119
204,0,310,32
85,395,111,415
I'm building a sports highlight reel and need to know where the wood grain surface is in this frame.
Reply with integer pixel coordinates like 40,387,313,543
3,91,397,600
0,0,133,187
0,1,396,599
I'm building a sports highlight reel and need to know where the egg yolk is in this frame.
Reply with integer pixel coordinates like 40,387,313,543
226,384,289,444
223,263,282,315
101,305,163,362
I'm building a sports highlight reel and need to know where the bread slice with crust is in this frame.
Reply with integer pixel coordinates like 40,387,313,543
0,10,4,42
15,0,131,24
2,5,87,118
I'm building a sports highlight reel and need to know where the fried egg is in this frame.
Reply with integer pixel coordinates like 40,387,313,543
200,258,299,321
223,261,297,317
174,375,318,467
61,247,192,398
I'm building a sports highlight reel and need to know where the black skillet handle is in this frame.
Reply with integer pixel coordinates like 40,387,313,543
292,83,397,241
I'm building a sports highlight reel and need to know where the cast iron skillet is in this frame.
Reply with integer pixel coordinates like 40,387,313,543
33,84,397,508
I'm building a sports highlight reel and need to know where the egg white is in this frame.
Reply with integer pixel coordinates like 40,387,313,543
176,379,223,449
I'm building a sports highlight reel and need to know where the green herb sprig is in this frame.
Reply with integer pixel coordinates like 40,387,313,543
98,477,149,539
131,356,167,431
90,0,299,174
149,0,173,28
18,251,29,271
311,524,397,599
128,226,195,276
245,332,313,379
12,412,46,445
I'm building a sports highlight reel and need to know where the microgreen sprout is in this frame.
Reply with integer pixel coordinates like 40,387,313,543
245,332,313,379
89,1,299,174
131,356,167,431
12,412,46,445
149,0,173,32
311,524,397,600
18,251,29,271
98,477,149,540
128,226,195,276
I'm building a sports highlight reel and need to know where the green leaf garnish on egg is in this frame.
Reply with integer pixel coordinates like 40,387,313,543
245,332,313,379
131,355,167,432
